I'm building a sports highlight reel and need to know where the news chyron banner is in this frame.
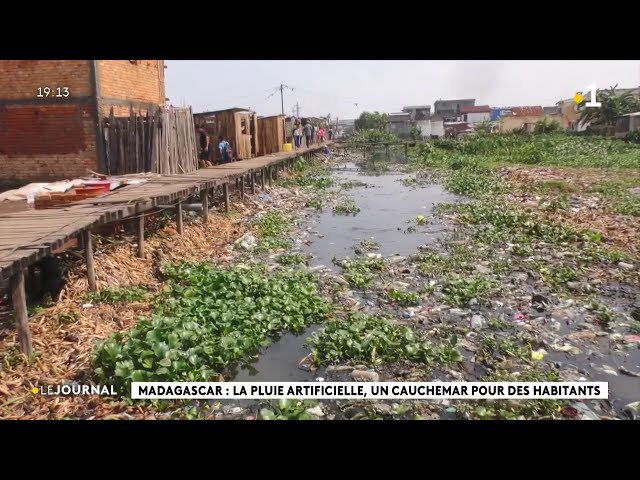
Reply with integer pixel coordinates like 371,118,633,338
131,381,608,400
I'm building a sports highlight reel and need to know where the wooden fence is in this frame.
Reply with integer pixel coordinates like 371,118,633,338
103,106,198,175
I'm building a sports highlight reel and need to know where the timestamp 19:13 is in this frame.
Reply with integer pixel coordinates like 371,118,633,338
37,87,70,98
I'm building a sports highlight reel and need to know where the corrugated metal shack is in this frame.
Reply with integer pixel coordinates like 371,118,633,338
193,108,259,161
257,115,286,155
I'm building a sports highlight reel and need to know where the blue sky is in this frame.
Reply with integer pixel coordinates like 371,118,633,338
166,60,640,120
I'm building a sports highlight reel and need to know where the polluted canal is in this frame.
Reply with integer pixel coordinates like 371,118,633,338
233,151,460,385
226,145,640,420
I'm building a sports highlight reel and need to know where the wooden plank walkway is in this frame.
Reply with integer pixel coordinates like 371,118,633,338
0,143,328,283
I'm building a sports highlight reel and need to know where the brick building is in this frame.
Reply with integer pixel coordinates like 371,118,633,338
0,60,166,185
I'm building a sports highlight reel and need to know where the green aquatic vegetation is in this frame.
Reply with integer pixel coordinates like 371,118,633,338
260,399,320,420
445,169,508,197
539,193,570,212
333,199,361,215
442,275,497,307
536,179,576,194
306,198,323,211
308,312,441,365
586,299,617,329
414,248,475,277
255,238,292,253
255,211,292,238
357,239,379,251
413,134,640,169
276,253,310,266
86,285,150,304
478,333,532,362
341,180,369,190
534,264,579,290
445,201,585,245
93,263,331,395
340,257,385,289
387,289,420,307
458,368,564,420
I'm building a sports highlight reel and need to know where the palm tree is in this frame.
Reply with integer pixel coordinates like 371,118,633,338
579,84,640,127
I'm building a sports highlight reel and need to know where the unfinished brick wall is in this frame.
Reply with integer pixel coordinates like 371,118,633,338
0,60,166,184
0,60,93,99
0,60,98,183
0,104,97,181
97,60,165,116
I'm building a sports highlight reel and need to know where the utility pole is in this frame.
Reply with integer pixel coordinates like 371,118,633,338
295,102,300,119
280,84,285,115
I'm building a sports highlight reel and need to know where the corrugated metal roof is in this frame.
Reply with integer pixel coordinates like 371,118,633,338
460,105,490,114
510,106,544,117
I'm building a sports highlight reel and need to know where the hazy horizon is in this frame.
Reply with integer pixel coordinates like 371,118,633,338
166,60,640,119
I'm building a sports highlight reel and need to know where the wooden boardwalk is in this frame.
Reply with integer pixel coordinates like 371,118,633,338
0,143,329,353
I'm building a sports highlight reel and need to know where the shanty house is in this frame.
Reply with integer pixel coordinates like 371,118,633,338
193,108,259,162
257,115,286,155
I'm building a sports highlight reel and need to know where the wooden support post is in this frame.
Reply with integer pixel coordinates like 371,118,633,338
275,165,279,180
10,270,32,356
201,189,209,223
83,230,97,291
137,215,145,259
261,168,266,191
405,143,408,157
268,166,273,187
251,171,256,195
240,176,245,199
386,144,389,158
223,183,230,213
177,201,183,234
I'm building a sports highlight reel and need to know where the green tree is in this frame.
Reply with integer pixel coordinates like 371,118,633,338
579,84,640,127
354,111,389,131
475,120,493,135
534,117,562,134
410,126,422,140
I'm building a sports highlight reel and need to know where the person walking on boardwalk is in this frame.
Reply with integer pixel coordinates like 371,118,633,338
218,135,231,164
199,127,214,166
319,126,325,142
328,127,334,141
304,121,313,148
294,124,303,149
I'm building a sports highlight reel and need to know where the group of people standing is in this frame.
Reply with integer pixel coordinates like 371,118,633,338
198,127,234,167
292,120,334,149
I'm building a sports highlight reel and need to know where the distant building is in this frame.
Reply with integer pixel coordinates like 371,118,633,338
499,106,545,133
337,119,356,137
434,99,475,122
402,105,431,138
429,113,445,138
490,108,512,122
444,121,474,139
615,112,640,139
460,105,491,125
402,105,431,120
388,112,411,137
